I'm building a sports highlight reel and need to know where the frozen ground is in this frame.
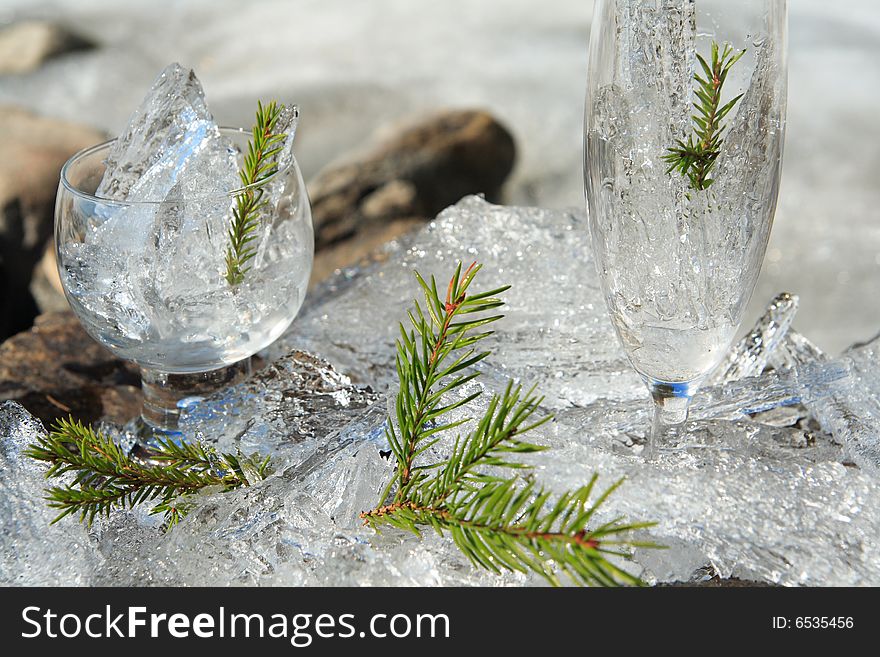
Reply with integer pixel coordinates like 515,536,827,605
1,0,878,352
2,197,879,587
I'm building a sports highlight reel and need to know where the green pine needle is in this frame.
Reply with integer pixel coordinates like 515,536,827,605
24,417,271,529
361,262,658,586
224,100,288,286
663,41,746,191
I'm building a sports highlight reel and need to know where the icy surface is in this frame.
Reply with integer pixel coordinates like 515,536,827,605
3,198,880,586
0,401,100,585
810,340,880,474
281,196,645,409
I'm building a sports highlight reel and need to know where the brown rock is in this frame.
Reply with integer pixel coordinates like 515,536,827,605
0,20,93,75
360,180,420,220
0,311,142,427
30,240,67,314
0,105,105,338
307,109,516,260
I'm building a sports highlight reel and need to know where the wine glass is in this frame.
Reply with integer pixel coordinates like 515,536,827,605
55,128,314,439
584,0,787,451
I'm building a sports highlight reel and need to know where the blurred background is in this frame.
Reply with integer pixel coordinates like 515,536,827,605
1,0,878,354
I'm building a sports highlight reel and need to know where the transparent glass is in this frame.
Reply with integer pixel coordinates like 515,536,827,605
584,0,787,452
55,128,314,434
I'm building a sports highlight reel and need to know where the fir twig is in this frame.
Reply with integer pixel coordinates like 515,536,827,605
663,41,746,191
224,100,287,286
25,418,271,529
361,263,657,586
386,261,508,501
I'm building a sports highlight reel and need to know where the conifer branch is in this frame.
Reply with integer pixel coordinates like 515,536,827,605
25,418,271,528
224,100,287,286
663,41,746,190
388,261,509,500
362,263,657,586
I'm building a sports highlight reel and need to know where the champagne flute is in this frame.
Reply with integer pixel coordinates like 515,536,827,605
584,0,787,451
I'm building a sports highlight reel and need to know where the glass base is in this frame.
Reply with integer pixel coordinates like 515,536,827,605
139,359,252,439
643,377,702,459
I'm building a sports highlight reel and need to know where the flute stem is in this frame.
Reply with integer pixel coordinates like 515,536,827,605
645,379,698,458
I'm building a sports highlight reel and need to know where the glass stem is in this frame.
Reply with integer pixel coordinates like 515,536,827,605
140,359,252,434
645,379,697,458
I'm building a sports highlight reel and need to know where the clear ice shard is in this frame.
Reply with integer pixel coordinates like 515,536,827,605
3,197,880,586
97,63,221,201
251,104,300,269
808,339,880,474
711,292,880,473
0,402,99,585
268,104,300,176
708,292,799,385
89,63,242,322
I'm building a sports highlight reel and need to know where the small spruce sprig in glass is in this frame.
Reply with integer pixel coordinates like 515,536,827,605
24,418,271,529
224,100,288,286
663,41,746,191
361,262,655,586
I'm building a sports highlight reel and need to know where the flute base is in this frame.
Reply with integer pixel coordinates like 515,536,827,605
644,378,700,459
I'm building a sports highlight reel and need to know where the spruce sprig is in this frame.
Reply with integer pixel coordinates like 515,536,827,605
224,100,288,286
24,417,271,528
382,262,509,502
663,41,746,191
361,263,655,586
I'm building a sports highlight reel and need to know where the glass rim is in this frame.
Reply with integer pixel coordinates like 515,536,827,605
59,126,295,206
